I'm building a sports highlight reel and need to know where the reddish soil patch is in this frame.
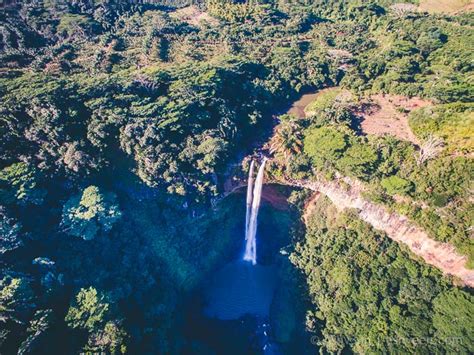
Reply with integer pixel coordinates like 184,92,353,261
261,185,289,210
225,183,289,210
302,192,321,224
354,94,432,145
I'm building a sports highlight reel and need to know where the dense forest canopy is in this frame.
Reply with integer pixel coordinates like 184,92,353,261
0,0,473,353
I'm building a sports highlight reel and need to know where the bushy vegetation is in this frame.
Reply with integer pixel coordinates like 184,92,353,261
291,196,474,354
61,185,121,240
409,103,473,153
1,0,473,353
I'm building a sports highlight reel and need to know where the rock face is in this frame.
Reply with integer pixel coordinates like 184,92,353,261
284,176,474,288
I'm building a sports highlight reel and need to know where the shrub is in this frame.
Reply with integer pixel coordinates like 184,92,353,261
336,143,379,180
61,186,121,240
303,127,348,168
381,175,414,195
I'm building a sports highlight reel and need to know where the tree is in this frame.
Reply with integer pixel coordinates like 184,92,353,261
416,28,446,57
432,289,474,352
336,143,379,180
24,99,65,171
269,116,303,164
65,287,109,331
0,276,35,324
59,141,97,175
389,4,417,18
416,134,444,166
381,175,414,196
0,162,46,205
18,310,54,355
61,186,121,240
179,131,229,175
85,321,127,354
0,207,24,254
304,127,348,167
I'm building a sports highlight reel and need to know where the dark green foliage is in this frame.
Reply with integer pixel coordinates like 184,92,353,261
0,0,472,353
17,310,54,355
432,289,474,353
0,207,24,254
335,142,379,180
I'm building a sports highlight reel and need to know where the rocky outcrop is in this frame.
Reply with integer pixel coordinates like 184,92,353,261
283,175,474,288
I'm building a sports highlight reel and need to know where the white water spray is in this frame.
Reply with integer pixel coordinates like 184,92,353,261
245,160,255,241
244,158,267,265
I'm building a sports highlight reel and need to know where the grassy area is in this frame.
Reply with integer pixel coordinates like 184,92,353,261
419,0,472,13
409,103,474,154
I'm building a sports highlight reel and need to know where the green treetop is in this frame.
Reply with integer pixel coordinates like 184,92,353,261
61,186,121,240
65,287,109,331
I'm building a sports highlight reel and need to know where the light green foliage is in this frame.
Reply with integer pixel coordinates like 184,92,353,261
304,88,355,127
336,142,379,180
57,14,97,37
291,197,474,354
61,186,121,240
303,127,348,166
381,175,414,195
85,321,127,354
409,104,474,153
304,88,343,114
0,276,35,323
206,0,260,22
0,163,46,205
65,287,109,331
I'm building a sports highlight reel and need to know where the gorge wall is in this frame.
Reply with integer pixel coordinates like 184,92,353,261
283,175,474,288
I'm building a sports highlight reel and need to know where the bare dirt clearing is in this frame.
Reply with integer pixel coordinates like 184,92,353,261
170,6,219,27
354,94,432,145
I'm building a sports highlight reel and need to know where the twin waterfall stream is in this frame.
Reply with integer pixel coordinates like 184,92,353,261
243,158,267,265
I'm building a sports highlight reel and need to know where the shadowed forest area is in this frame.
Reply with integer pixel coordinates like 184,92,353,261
0,0,473,354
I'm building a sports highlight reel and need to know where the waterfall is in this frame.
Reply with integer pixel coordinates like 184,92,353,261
245,160,255,241
244,158,267,265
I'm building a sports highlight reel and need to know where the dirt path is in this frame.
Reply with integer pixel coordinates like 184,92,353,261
282,175,474,288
